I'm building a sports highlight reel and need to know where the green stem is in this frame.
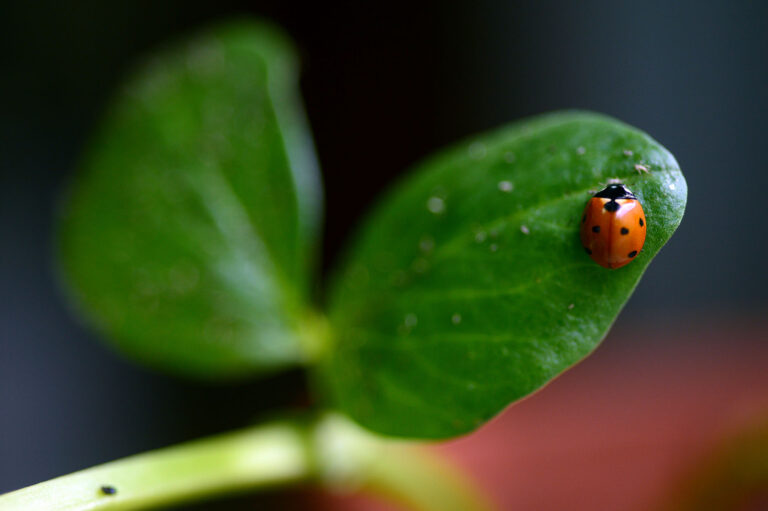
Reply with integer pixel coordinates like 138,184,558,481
362,449,493,511
0,415,492,511
0,422,310,511
314,415,494,511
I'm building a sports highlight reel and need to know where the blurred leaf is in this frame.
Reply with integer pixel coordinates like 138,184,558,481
323,112,687,438
58,20,322,378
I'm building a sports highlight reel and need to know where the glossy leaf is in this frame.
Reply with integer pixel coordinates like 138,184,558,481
58,21,322,378
323,112,687,438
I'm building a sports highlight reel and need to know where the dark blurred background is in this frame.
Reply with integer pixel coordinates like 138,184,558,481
2,0,767,508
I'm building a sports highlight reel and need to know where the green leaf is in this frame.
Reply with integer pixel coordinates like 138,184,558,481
58,20,322,378
323,111,686,438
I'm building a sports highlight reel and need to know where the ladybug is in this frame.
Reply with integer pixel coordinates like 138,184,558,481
580,183,646,269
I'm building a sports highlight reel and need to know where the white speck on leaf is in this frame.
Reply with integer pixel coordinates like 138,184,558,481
568,303,575,310
669,183,676,190
576,146,586,155
623,149,633,157
419,236,435,252
498,180,513,192
634,164,650,173
427,196,445,214
520,225,530,235
474,231,487,243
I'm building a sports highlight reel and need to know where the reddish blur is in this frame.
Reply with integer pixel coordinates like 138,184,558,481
313,315,768,511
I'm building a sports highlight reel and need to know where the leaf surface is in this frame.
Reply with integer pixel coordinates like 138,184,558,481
324,112,686,438
59,21,322,378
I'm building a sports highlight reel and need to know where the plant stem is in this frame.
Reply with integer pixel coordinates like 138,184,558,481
0,422,310,510
361,448,493,511
0,415,492,511
314,415,494,511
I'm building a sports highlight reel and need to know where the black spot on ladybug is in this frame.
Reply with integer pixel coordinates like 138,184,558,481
585,247,592,255
100,486,117,496
582,214,586,223
592,225,600,233
621,227,629,235
628,250,638,258
604,201,620,212
639,218,644,227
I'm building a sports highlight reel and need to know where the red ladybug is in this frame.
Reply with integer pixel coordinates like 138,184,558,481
580,183,646,269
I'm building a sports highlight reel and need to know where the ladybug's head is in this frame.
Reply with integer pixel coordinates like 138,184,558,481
594,183,636,200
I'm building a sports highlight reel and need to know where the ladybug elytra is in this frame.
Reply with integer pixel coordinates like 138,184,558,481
580,183,646,269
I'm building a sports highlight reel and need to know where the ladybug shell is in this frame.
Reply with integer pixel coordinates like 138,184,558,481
580,185,646,269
